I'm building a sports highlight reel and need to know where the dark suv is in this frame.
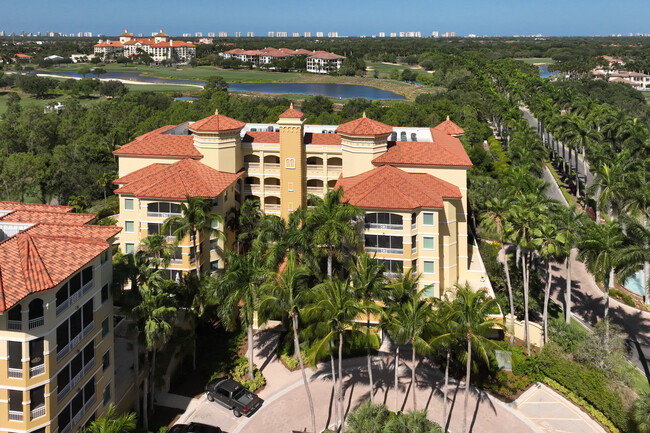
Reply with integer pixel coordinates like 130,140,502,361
206,378,264,417
168,422,222,433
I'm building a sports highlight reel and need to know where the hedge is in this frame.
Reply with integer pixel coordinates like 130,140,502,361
610,288,636,308
538,343,630,430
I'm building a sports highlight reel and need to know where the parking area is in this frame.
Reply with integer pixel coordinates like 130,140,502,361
172,394,245,433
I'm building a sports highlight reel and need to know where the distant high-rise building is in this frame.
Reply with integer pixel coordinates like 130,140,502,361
268,31,275,37
390,32,397,37
195,32,203,37
293,32,300,37
316,32,323,37
247,32,254,37
219,32,228,37
208,32,215,37
432,31,439,37
304,32,311,37
327,32,338,37
277,32,288,37
441,31,456,37
0,30,5,37
235,32,242,37
183,33,191,37
379,32,385,37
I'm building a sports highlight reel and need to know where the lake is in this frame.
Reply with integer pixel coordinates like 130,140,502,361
539,66,558,79
33,70,405,100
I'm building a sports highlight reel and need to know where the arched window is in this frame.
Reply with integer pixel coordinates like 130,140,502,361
400,131,407,141
267,125,274,132
285,158,296,169
411,133,417,141
389,132,397,141
7,305,21,330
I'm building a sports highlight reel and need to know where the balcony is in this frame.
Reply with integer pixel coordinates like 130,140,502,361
243,185,260,194
265,204,280,214
412,246,417,254
263,163,280,171
147,211,181,219
306,165,324,175
9,410,23,421
411,222,417,230
365,223,403,230
7,320,21,331
307,186,322,194
328,165,343,174
245,162,260,171
30,363,45,378
263,185,280,193
364,247,404,255
8,368,23,379
82,280,94,295
30,405,46,420
29,316,44,329
57,323,94,362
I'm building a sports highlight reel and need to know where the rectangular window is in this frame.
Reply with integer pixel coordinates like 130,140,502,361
100,249,109,264
102,317,109,337
423,213,434,226
287,182,293,192
285,158,295,169
210,260,219,273
125,243,134,255
423,261,435,274
102,350,110,372
423,237,434,250
411,235,417,251
411,259,417,274
101,284,109,303
103,384,111,406
124,221,134,233
288,202,294,212
124,198,134,211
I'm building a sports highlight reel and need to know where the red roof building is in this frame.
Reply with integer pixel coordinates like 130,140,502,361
336,114,393,136
94,28,196,63
431,116,465,137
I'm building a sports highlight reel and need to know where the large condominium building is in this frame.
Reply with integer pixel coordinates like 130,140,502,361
94,29,196,63
0,202,120,433
220,48,345,73
113,109,489,295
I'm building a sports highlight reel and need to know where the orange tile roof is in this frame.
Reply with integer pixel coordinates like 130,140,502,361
154,30,169,37
336,115,393,136
151,40,196,48
120,30,134,37
0,202,72,213
242,131,279,143
14,54,33,58
189,111,246,133
0,203,121,313
308,51,346,60
432,117,465,136
279,104,304,119
336,165,461,210
304,133,342,145
372,129,472,167
114,158,243,200
94,40,123,47
113,124,202,159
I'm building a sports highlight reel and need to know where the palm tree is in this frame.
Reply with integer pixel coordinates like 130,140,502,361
563,116,602,199
618,218,650,305
633,392,650,433
141,234,177,271
447,283,504,433
589,155,630,222
258,251,316,433
217,246,270,380
82,404,136,433
225,198,264,254
177,272,216,370
577,220,626,322
555,206,584,323
480,195,515,341
306,188,363,279
259,208,317,273
162,195,225,278
305,278,364,432
349,253,386,403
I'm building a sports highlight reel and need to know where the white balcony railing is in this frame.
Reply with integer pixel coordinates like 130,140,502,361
328,166,343,173
30,363,45,377
264,185,280,193
7,320,21,330
365,223,403,230
307,165,324,173
147,211,181,219
263,163,280,170
364,247,404,255
8,368,22,379
29,316,44,329
9,410,23,421
245,162,260,170
81,280,94,295
412,223,417,230
58,323,93,362
264,204,281,212
307,186,323,194
243,185,260,194
30,405,46,420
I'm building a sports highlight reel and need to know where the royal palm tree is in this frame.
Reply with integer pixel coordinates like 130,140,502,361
618,218,650,305
217,246,270,380
259,208,317,273
162,195,225,278
555,206,584,323
177,272,216,370
447,283,504,433
306,188,363,279
563,116,602,199
306,278,364,432
82,404,136,433
258,251,316,433
141,234,177,271
589,155,630,222
350,253,386,403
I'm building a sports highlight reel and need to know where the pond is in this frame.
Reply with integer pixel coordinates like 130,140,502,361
539,66,558,79
33,70,405,100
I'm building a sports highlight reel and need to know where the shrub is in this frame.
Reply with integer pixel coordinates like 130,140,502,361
610,288,636,308
548,317,588,353
210,357,266,393
280,353,299,370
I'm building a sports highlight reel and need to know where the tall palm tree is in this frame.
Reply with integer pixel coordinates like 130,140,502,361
305,278,364,432
306,188,363,280
225,198,264,254
589,155,630,223
349,253,386,403
217,246,270,380
177,272,216,370
563,116,602,199
618,218,650,305
577,220,626,322
480,195,515,341
259,208,317,273
258,251,316,433
162,195,225,278
141,234,177,271
82,404,136,433
555,206,584,323
447,283,504,433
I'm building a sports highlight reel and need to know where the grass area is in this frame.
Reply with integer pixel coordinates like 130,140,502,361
124,83,199,93
0,90,106,115
644,92,650,104
515,57,555,65
365,62,422,77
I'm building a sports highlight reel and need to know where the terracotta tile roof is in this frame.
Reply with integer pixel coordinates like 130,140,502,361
279,104,305,119
432,117,465,136
304,133,342,145
150,40,196,48
242,131,279,144
0,202,72,213
94,40,123,48
308,51,346,60
336,165,461,210
336,115,393,136
154,30,169,37
113,163,169,186
113,124,202,159
114,158,243,200
372,129,472,167
0,210,96,225
14,54,33,58
189,111,246,133
0,202,121,313
122,38,155,46
120,30,134,37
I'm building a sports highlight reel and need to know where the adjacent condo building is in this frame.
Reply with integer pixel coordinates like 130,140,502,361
113,108,490,295
0,202,120,433
94,29,196,63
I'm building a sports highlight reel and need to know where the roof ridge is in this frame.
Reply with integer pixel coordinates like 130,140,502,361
20,234,55,292
0,266,6,312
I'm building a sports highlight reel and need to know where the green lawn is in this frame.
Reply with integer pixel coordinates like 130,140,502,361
644,92,650,104
365,62,422,78
515,57,555,66
124,83,200,93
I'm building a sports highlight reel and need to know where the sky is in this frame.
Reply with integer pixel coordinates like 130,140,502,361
1,0,648,37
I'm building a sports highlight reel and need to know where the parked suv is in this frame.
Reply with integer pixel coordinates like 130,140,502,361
206,378,264,417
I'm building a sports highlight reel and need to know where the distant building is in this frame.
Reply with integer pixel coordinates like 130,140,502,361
390,32,397,37
219,32,228,37
327,32,339,37
235,32,242,38
208,32,216,37
182,33,191,37
198,38,214,45
195,32,202,37
441,31,456,37
276,32,288,37
94,29,196,63
221,47,345,73
268,32,275,37
304,32,311,37
379,32,385,37
0,30,5,37
247,32,255,37
316,32,323,37
293,32,300,37
431,31,439,37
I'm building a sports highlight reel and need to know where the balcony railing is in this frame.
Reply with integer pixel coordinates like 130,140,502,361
57,323,93,362
245,162,260,170
30,363,45,377
30,405,46,420
263,163,280,170
9,410,23,421
264,185,280,193
82,280,94,295
147,211,182,218
365,223,403,230
307,186,323,194
306,165,324,174
29,316,44,329
7,320,21,330
8,368,22,379
328,165,343,173
61,393,96,433
411,222,417,230
364,247,404,255
412,247,417,254
243,185,260,194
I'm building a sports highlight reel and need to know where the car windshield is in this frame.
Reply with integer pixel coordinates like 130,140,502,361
233,388,254,405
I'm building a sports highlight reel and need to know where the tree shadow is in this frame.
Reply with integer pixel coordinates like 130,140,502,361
469,389,496,433
253,329,281,373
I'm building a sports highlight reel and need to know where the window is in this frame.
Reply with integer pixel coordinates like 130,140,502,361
101,284,109,303
288,202,293,212
102,350,110,372
103,384,111,406
423,237,434,250
364,235,403,253
411,259,417,274
147,223,174,237
125,243,135,255
411,235,417,251
210,260,219,273
287,182,293,192
400,131,407,141
124,198,134,211
423,261,435,274
285,158,295,169
376,259,403,275
124,221,134,233
423,213,434,226
147,202,182,217
365,213,403,229
100,249,109,264
102,317,110,337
